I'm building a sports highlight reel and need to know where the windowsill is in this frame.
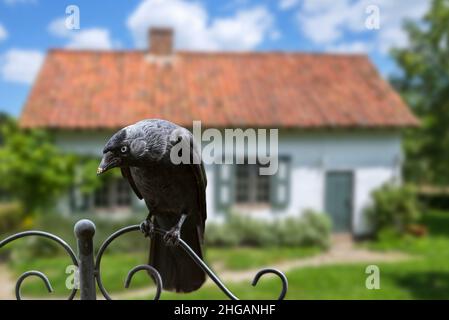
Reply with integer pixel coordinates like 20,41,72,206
232,203,271,211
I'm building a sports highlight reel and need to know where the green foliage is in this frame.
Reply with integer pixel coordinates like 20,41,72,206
11,210,449,299
205,247,320,271
366,183,421,236
226,214,279,247
0,117,76,215
204,222,240,247
0,116,116,217
277,210,331,249
9,235,62,262
4,211,148,263
205,210,331,249
11,247,320,297
75,157,121,194
418,191,449,210
391,0,449,185
0,202,25,234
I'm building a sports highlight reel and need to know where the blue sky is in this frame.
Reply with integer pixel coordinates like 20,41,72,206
0,0,430,117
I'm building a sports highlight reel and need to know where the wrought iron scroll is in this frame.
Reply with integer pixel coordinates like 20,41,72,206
0,230,79,300
94,225,163,300
95,225,288,300
0,220,288,300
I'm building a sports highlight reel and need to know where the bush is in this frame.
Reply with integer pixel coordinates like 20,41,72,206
9,236,62,262
418,191,449,210
227,214,279,247
0,202,25,234
205,210,331,249
366,183,421,236
204,222,240,247
6,212,149,263
275,210,331,249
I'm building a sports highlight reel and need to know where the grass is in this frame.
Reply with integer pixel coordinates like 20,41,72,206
8,209,449,299
206,246,320,270
146,209,449,300
8,246,320,298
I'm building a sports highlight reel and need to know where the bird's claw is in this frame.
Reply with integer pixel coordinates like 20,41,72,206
163,228,181,246
140,220,155,238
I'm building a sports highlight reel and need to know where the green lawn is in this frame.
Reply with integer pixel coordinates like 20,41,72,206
9,246,319,298
154,210,449,300
9,210,449,300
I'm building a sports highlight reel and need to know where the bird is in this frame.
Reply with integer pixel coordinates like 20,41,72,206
97,119,207,293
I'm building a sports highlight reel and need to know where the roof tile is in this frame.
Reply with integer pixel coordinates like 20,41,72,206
20,50,419,129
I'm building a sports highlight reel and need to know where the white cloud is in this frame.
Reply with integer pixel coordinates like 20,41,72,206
297,0,430,54
127,0,275,51
279,0,299,11
0,49,44,84
47,17,72,38
66,29,113,50
326,41,371,54
0,23,7,41
48,17,113,50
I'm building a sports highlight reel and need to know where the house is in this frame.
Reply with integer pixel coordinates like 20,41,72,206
19,28,418,236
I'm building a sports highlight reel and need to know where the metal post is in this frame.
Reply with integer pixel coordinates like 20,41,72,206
74,219,97,300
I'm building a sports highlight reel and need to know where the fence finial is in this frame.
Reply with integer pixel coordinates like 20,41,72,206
74,219,96,240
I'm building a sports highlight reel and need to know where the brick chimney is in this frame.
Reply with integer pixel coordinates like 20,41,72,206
149,27,173,56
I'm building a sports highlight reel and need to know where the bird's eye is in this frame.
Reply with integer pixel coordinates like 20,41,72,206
120,146,128,153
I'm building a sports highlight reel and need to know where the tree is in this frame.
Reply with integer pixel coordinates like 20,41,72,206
391,0,449,185
0,115,76,215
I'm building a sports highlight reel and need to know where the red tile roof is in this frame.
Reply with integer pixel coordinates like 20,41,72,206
20,50,418,129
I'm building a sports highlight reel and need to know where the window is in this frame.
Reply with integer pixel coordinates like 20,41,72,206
94,179,132,209
94,184,110,208
116,179,132,206
235,163,270,205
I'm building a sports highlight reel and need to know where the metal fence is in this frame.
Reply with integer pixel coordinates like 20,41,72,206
0,219,288,300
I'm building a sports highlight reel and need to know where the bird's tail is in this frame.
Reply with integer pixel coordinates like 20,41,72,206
149,220,206,293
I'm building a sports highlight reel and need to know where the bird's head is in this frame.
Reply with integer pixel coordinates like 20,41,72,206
97,129,132,175
97,121,168,175
97,119,180,174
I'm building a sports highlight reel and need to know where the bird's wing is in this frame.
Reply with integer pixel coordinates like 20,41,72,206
190,137,208,238
121,167,143,200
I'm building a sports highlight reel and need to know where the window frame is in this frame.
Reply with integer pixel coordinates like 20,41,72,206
234,163,271,206
93,178,132,211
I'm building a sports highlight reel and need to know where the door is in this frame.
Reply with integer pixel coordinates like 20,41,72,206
325,172,353,232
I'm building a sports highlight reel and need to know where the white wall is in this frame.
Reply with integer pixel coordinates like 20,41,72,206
206,130,403,236
279,130,402,235
54,131,113,157
54,129,403,236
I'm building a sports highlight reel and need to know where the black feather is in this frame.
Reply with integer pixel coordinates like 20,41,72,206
104,119,207,293
121,167,143,200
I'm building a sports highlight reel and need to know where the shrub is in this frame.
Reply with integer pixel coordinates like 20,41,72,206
0,202,25,234
275,210,331,249
0,117,77,216
204,222,240,247
9,236,62,262
417,191,449,210
366,183,421,236
205,210,331,249
6,212,149,263
297,210,331,248
226,214,279,247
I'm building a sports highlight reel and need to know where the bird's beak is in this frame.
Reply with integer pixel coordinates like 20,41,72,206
97,151,121,175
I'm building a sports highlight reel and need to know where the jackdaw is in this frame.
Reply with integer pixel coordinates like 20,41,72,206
97,119,207,293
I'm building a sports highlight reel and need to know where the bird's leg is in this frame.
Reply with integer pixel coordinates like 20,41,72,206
140,212,155,238
163,214,187,246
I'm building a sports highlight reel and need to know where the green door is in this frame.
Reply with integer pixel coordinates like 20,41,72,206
325,172,353,232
